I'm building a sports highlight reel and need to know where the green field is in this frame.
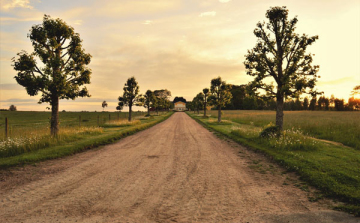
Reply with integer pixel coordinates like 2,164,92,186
0,111,145,139
188,110,360,216
205,110,360,150
0,111,172,167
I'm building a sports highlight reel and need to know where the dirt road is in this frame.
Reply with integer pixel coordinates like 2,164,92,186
0,112,358,222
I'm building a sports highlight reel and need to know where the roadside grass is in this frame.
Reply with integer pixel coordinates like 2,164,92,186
0,112,173,168
0,127,103,157
188,112,360,216
102,119,141,127
0,111,145,139
205,110,360,150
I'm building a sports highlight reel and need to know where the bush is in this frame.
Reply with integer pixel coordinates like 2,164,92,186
260,123,280,138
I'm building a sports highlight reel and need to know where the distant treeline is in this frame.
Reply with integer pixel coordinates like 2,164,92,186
223,85,360,111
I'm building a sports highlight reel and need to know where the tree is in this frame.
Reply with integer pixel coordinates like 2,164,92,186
102,101,108,111
12,15,91,136
9,105,17,111
173,96,186,103
303,97,309,110
202,88,210,116
154,89,171,113
193,93,204,114
294,98,302,110
244,6,320,131
334,98,345,111
143,90,156,116
118,77,142,121
348,97,360,111
208,77,232,122
309,97,317,111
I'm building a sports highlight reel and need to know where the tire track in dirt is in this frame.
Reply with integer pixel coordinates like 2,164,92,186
0,112,358,222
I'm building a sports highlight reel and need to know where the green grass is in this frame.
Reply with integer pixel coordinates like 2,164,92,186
188,111,360,216
0,112,173,168
205,110,360,150
0,111,145,139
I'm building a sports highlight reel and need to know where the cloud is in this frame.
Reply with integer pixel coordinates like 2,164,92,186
199,11,216,17
318,77,357,86
1,0,34,10
142,20,153,25
74,20,82,25
219,0,231,3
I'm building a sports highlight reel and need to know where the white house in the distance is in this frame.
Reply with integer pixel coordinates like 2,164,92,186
174,101,186,111
173,97,187,111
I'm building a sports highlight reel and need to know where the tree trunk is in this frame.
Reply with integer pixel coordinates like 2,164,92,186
218,106,221,123
197,108,199,114
276,95,284,131
51,96,59,136
147,107,150,116
204,100,207,116
129,104,132,121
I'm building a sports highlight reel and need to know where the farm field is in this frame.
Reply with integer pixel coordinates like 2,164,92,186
187,111,360,216
205,110,360,150
0,111,172,167
0,111,145,139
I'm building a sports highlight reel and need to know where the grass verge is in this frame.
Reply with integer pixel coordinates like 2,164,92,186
0,113,173,169
187,112,360,216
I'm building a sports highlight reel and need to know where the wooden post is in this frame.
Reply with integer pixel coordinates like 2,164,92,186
97,115,100,126
5,118,8,138
79,115,81,128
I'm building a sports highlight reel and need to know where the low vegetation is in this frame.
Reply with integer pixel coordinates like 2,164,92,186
0,111,173,168
206,110,360,150
188,111,360,216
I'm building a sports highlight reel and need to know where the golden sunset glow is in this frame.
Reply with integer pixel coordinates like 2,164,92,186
0,0,359,111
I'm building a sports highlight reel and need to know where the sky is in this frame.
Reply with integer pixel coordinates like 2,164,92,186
0,0,359,111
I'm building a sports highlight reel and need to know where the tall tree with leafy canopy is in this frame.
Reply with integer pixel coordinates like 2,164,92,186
12,15,91,136
118,77,142,121
244,6,320,131
209,77,232,123
202,88,210,116
142,90,156,116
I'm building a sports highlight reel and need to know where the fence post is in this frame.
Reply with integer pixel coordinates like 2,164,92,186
5,117,8,138
79,115,81,128
97,115,100,126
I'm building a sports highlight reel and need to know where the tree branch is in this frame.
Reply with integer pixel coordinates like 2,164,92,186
34,65,44,76
259,26,277,55
61,51,68,58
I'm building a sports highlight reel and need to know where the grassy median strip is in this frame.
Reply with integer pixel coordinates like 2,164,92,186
0,112,173,169
187,112,360,216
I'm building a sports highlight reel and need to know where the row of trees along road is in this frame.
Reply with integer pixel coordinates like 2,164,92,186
116,77,172,121
190,6,321,130
190,77,232,123
11,15,172,136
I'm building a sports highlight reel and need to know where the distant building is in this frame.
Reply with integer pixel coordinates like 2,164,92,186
173,96,187,111
174,101,186,111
